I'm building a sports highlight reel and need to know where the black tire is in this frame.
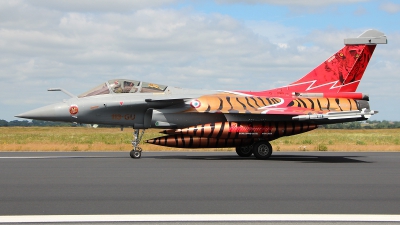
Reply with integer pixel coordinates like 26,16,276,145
235,145,253,157
130,150,141,158
252,141,273,160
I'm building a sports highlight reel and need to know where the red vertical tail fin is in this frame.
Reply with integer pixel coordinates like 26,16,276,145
238,30,387,96
289,43,376,93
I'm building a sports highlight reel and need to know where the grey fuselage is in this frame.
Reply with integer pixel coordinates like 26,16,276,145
17,84,232,128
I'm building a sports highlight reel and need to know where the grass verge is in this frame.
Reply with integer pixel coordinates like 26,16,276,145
1,127,400,152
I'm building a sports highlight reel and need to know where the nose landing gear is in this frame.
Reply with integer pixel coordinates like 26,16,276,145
130,129,145,158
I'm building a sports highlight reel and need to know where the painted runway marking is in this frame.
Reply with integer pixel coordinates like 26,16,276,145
0,214,400,223
0,156,108,159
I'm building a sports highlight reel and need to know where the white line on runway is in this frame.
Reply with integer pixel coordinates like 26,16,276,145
0,156,107,159
1,214,400,223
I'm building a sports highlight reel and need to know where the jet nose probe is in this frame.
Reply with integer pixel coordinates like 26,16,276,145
15,102,71,122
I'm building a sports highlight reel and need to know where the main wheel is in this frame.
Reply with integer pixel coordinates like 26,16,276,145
130,150,141,158
253,141,273,160
235,145,253,157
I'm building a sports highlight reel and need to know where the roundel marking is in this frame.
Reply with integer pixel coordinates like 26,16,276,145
69,105,79,115
190,99,201,108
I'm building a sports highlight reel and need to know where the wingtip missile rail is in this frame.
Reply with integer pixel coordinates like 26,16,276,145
293,92,369,101
292,108,378,121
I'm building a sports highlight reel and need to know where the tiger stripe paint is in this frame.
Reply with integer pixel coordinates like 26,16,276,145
160,122,317,140
287,97,358,111
148,121,317,148
185,94,360,115
185,95,282,114
146,136,254,148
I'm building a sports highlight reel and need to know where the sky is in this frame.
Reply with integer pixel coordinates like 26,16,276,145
1,0,400,121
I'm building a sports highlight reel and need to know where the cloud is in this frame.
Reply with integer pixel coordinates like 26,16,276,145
0,0,399,121
380,2,400,14
245,21,301,44
215,0,368,6
26,0,179,12
353,6,367,16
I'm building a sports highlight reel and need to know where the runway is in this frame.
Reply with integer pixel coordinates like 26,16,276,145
0,151,399,220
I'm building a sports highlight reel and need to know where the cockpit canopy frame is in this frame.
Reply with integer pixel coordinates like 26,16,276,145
78,79,168,98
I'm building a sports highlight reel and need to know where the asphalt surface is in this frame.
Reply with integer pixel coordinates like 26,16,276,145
0,151,399,216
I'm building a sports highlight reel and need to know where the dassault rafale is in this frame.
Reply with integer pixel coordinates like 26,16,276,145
16,29,387,159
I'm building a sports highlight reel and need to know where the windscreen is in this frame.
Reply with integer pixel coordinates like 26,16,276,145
78,83,110,98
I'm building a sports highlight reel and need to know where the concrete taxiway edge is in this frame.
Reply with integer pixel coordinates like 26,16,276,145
1,214,400,223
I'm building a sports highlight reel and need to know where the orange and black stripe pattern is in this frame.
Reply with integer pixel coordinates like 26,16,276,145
146,136,254,148
185,95,282,114
287,98,358,111
163,121,317,139
149,121,317,148
185,94,359,115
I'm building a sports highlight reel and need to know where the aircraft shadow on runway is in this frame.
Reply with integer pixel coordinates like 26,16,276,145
5,153,369,163
147,154,370,163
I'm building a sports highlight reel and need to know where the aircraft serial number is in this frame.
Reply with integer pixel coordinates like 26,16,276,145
112,114,136,120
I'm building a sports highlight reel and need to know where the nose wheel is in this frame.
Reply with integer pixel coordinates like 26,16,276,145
130,147,142,158
130,129,145,158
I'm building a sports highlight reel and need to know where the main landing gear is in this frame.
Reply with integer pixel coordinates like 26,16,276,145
235,145,253,157
130,129,145,159
236,141,273,160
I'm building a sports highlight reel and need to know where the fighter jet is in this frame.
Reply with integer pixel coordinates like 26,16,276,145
16,29,387,159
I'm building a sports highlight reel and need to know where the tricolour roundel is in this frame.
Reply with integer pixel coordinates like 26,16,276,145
69,105,79,115
190,99,201,108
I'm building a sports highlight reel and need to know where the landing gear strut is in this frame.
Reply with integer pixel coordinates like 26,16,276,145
130,129,145,158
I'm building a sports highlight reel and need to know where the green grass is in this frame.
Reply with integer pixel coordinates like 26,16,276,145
1,127,400,152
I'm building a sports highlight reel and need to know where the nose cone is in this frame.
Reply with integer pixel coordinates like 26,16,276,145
15,102,71,122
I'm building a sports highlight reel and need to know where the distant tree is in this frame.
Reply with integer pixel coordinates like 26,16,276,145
346,122,361,129
8,120,31,127
31,120,72,127
0,119,8,127
1,119,400,129
322,121,392,129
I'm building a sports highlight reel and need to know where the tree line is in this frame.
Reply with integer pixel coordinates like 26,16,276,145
321,120,400,129
0,119,77,127
1,119,400,129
